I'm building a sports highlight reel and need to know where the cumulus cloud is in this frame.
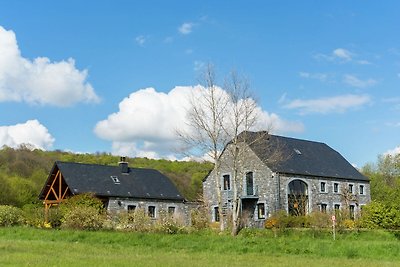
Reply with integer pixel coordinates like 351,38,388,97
178,22,194,34
385,146,400,156
94,86,303,158
0,26,99,106
283,94,371,114
0,120,54,150
343,74,377,88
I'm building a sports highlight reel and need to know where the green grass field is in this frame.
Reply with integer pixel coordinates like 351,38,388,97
0,227,399,266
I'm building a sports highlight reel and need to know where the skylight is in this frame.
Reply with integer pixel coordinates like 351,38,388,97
294,148,302,155
111,175,120,184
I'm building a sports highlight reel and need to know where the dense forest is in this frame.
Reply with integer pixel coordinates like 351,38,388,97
0,145,213,207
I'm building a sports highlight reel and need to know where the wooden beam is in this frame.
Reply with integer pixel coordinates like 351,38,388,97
61,186,69,199
44,170,60,201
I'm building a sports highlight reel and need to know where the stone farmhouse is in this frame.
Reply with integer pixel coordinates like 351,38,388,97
39,158,192,224
203,131,370,227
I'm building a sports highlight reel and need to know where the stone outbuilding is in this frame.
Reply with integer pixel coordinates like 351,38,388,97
39,158,193,224
203,131,370,227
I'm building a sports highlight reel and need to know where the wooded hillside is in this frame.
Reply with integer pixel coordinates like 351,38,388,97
0,146,213,207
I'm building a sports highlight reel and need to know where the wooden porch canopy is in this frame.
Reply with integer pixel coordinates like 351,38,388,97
41,164,72,215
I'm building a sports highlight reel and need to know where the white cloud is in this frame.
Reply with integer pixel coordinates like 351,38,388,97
343,74,377,88
385,146,400,156
178,22,194,34
333,48,353,61
299,72,328,82
94,86,303,159
0,120,54,150
283,94,371,114
0,26,99,106
135,35,146,46
314,48,371,65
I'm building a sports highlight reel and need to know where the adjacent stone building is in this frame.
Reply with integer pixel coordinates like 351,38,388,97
203,131,370,227
39,158,193,224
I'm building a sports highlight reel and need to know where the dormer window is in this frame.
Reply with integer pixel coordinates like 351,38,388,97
111,176,120,184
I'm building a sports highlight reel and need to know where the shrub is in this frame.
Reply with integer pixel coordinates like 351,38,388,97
0,205,24,226
61,206,105,230
308,212,331,229
155,211,186,234
190,207,209,230
60,193,104,214
114,209,152,232
22,203,44,227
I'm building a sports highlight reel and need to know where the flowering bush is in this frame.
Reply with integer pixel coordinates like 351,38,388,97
0,205,24,226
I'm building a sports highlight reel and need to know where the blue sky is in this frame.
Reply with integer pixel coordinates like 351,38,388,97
0,1,399,167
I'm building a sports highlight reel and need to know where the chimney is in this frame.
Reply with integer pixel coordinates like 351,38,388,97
119,156,129,174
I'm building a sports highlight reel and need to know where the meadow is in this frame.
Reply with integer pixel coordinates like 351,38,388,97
0,227,399,267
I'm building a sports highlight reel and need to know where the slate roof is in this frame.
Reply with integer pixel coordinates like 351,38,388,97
39,161,184,201
239,131,368,181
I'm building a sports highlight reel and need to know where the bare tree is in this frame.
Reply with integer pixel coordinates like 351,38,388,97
177,63,230,231
220,71,261,235
178,65,271,235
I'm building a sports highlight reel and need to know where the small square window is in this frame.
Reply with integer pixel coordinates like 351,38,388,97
320,182,326,193
223,174,231,190
257,203,265,219
333,183,339,193
359,185,365,195
320,203,327,213
127,205,136,212
148,206,156,218
168,206,175,215
334,204,340,211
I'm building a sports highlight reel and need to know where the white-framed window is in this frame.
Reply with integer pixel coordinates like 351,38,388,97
256,203,266,220
222,174,231,190
320,203,328,213
320,181,327,193
359,184,365,195
212,206,220,222
348,183,354,194
148,205,156,218
333,182,340,194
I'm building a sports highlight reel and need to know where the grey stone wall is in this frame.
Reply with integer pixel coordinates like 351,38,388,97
203,142,371,226
107,198,196,225
278,174,370,215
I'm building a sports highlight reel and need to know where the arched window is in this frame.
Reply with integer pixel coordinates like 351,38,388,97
288,180,308,216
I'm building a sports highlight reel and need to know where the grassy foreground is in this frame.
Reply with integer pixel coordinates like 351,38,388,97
0,227,399,267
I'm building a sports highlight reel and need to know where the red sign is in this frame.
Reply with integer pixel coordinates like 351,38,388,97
332,215,336,221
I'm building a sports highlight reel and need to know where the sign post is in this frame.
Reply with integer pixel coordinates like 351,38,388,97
332,215,336,241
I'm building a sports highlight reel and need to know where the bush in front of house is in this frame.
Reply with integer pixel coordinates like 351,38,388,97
0,205,24,226
61,206,105,230
358,201,400,229
113,209,152,232
190,206,209,230
155,210,187,234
